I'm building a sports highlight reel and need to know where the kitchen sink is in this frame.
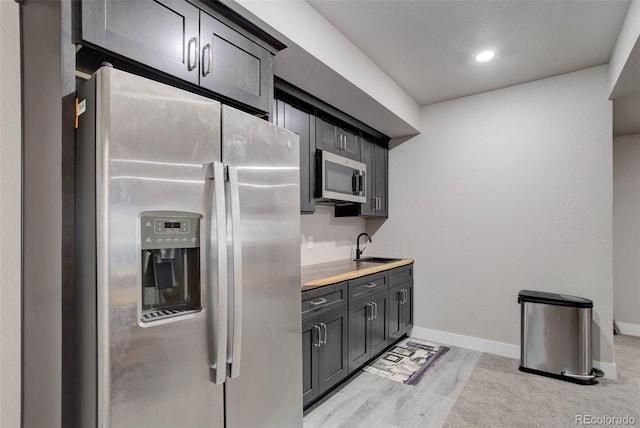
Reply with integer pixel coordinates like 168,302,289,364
355,257,401,263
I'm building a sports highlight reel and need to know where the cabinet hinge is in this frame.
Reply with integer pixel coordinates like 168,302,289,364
75,97,86,129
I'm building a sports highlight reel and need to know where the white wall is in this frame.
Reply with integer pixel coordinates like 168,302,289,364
613,134,640,336
0,0,22,426
609,0,640,98
613,93,640,136
301,205,365,266
366,65,615,364
229,0,421,138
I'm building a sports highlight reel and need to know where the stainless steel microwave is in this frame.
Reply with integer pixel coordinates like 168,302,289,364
316,150,366,204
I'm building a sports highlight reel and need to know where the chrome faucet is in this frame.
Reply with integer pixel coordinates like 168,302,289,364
356,232,372,260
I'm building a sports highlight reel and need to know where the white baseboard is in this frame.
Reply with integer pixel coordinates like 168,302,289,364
593,360,617,380
411,326,520,359
411,326,618,380
616,321,640,337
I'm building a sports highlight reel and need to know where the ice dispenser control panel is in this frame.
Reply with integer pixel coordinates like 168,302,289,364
141,215,200,250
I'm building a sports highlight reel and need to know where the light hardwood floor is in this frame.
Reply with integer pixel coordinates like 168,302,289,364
303,344,481,428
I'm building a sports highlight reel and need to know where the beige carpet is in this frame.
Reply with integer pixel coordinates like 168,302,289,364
444,335,640,427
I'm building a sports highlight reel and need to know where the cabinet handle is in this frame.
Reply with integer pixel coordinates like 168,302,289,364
366,303,374,320
373,302,378,319
313,325,322,348
364,282,378,289
309,297,327,307
401,289,408,304
187,37,198,71
202,43,211,77
376,197,381,211
341,134,345,150
319,322,327,345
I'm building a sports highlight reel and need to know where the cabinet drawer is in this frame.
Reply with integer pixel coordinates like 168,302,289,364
390,264,413,287
349,272,388,302
302,282,348,320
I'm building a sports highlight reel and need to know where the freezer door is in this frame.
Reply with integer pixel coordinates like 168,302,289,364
222,105,303,427
78,67,225,427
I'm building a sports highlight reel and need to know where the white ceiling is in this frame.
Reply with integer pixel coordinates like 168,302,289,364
307,0,632,106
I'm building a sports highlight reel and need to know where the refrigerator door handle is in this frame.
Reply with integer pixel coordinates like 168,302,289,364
227,165,243,379
207,161,228,385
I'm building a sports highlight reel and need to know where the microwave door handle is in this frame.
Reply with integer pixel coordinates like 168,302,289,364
227,165,243,379
206,161,228,385
352,171,358,195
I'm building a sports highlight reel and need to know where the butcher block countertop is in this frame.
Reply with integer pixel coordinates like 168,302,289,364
301,258,414,291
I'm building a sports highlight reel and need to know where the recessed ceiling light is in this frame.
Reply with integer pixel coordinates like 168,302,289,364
475,50,496,63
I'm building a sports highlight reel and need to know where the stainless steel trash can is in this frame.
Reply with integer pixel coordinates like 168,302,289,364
518,290,602,385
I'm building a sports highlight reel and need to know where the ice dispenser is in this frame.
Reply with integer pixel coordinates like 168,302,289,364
140,212,202,323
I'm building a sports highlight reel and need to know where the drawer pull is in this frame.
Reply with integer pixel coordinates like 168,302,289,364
364,282,378,289
309,298,328,307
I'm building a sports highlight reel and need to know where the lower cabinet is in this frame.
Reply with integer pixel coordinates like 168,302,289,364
302,305,349,408
389,281,413,341
301,264,413,409
348,290,389,372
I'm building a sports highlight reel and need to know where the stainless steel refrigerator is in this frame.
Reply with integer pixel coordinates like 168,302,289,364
75,67,302,427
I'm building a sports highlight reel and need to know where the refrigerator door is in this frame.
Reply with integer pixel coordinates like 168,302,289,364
82,68,225,427
222,105,303,427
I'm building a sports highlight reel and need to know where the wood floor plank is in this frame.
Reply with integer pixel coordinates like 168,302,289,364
304,343,481,428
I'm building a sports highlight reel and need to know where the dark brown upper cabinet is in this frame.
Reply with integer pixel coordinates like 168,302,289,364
274,99,316,213
78,0,281,114
315,116,360,161
199,13,273,113
358,136,388,218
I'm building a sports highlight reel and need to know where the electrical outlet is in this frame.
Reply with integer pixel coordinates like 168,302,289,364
307,236,314,249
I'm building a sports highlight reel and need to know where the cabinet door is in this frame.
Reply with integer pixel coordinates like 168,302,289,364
317,306,349,394
369,291,389,356
359,137,376,216
301,318,319,407
200,12,273,113
315,117,340,155
340,127,360,161
400,283,413,335
374,144,388,218
348,299,371,373
81,0,200,84
388,285,403,341
283,102,316,213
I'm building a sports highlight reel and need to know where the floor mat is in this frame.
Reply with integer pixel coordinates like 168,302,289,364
362,338,449,385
